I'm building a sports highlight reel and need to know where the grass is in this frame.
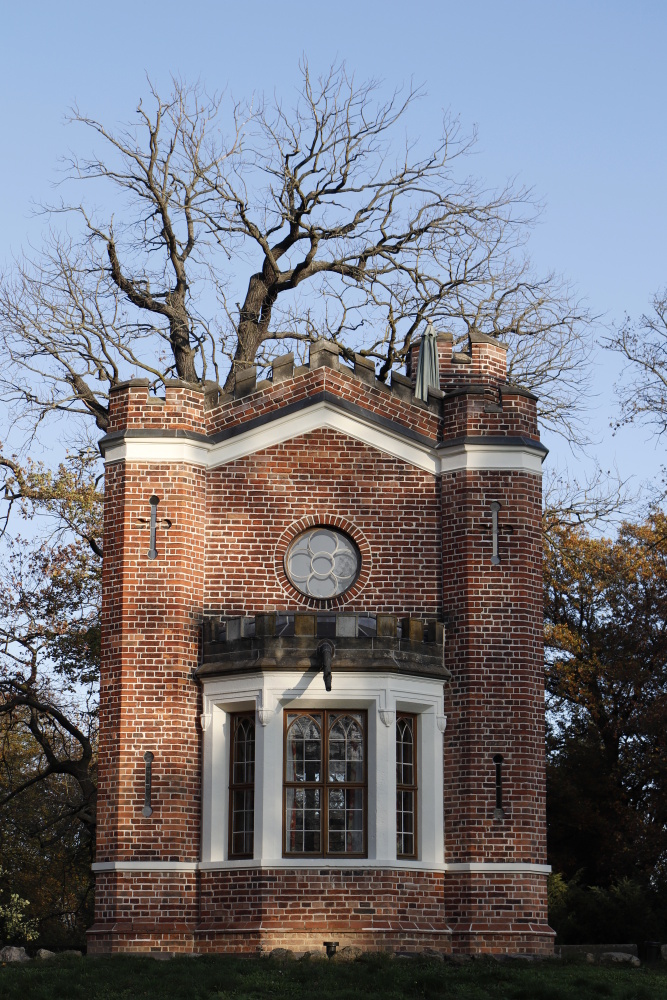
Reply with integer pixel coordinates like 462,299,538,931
1,953,667,1000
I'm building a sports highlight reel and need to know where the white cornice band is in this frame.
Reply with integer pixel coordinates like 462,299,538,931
446,863,552,874
92,860,550,875
102,401,543,476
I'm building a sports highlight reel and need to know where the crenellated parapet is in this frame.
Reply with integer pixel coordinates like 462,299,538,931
103,333,539,451
108,378,208,435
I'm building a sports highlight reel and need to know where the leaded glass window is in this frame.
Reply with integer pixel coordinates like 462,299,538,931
284,528,360,599
284,710,366,857
396,714,417,858
229,713,255,858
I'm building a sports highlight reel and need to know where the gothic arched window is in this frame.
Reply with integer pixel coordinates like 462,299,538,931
284,710,366,857
229,714,255,858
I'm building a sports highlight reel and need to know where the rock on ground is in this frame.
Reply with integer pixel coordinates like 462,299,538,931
0,946,30,963
420,948,446,962
333,945,364,962
268,948,295,961
600,952,641,967
35,949,56,960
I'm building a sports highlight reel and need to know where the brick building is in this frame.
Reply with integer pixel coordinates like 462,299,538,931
88,331,554,956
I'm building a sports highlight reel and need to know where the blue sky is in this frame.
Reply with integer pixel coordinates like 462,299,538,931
1,1,665,507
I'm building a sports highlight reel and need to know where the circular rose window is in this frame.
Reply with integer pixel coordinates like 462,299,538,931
285,527,360,599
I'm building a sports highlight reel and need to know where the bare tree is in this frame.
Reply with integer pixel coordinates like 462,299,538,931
0,64,591,438
608,290,667,438
542,465,634,548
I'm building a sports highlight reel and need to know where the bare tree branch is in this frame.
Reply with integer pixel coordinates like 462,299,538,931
0,64,592,442
607,289,667,438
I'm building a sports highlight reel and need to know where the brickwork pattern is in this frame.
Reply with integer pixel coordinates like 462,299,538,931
97,460,205,862
441,469,545,863
441,465,549,947
204,366,442,440
205,429,442,614
445,873,555,955
88,868,451,955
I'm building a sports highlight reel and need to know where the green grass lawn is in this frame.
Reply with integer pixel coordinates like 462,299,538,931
2,953,667,1000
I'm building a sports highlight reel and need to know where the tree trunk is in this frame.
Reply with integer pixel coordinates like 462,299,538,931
169,310,198,383
223,270,277,391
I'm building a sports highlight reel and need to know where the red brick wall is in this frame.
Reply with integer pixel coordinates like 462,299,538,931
205,429,442,615
445,873,554,955
205,366,441,440
88,870,198,954
198,868,451,954
89,868,451,955
442,469,545,863
441,465,549,946
97,460,205,863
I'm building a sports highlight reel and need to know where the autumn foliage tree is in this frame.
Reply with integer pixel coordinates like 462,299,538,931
0,449,101,947
544,513,667,888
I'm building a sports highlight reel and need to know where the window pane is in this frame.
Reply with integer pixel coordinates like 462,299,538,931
233,718,255,784
328,714,364,783
398,833,414,856
230,716,255,858
286,714,322,782
328,787,364,854
285,787,321,853
396,717,414,786
396,716,416,858
283,709,367,859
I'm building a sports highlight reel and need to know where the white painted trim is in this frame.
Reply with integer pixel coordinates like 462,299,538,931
446,863,552,874
92,861,198,872
200,859,447,872
102,401,543,476
92,859,550,875
438,441,544,475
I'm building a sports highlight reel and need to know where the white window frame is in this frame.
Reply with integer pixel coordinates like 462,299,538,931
200,669,446,871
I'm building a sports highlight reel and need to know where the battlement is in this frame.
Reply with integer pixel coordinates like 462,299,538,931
105,333,537,445
406,331,508,387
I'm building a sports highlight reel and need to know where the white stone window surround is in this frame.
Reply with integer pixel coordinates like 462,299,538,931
200,669,445,872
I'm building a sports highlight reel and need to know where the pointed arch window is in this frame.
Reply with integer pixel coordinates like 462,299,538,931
284,710,366,857
396,714,417,858
229,713,255,858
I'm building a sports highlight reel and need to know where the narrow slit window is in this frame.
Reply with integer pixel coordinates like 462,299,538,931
490,501,501,565
493,754,505,818
148,495,159,560
142,751,154,817
396,714,417,858
229,713,255,858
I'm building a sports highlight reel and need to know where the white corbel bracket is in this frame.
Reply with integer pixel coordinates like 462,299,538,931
257,708,273,727
200,713,212,731
436,715,448,733
257,687,276,727
378,708,395,728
